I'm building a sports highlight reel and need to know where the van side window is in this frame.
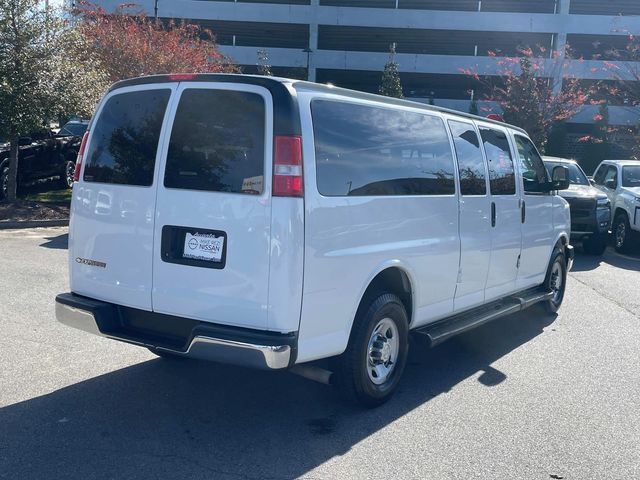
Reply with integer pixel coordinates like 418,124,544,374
83,89,171,186
514,135,548,193
164,89,265,194
479,127,516,195
448,120,486,195
312,100,455,196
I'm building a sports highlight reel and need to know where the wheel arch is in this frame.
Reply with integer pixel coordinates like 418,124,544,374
351,263,415,335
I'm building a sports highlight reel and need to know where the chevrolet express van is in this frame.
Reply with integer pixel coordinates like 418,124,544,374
56,74,573,407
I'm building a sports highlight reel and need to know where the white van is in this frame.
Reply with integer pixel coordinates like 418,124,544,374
56,74,573,406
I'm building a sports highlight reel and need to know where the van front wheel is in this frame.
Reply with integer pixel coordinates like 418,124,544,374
541,247,567,314
333,293,409,408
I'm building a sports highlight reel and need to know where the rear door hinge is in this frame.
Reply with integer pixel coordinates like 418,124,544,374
516,254,521,269
456,269,463,284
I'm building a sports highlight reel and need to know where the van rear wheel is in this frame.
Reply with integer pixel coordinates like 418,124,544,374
333,293,409,408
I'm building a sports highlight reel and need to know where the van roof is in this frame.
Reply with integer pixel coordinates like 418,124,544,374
109,73,528,135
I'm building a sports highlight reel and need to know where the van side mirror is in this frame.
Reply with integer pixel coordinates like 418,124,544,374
604,178,617,189
18,137,32,146
588,178,596,186
551,165,570,191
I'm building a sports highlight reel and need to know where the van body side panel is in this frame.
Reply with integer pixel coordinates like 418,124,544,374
510,133,555,289
445,118,493,312
476,122,523,302
69,84,178,311
295,91,459,363
267,197,304,333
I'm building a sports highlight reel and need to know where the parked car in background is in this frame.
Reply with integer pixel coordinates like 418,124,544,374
542,157,610,255
55,74,573,407
56,120,89,138
592,159,640,253
0,123,85,200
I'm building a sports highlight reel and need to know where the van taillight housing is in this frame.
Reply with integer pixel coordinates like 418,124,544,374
73,131,89,182
273,135,303,197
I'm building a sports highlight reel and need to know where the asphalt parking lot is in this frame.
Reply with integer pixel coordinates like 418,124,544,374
1,227,639,480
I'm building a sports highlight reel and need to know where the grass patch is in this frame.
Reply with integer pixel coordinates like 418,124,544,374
22,188,72,204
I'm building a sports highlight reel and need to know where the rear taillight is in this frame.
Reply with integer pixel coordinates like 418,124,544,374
73,131,89,182
273,135,303,197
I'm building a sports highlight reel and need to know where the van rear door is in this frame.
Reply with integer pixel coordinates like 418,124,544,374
151,83,274,331
70,84,176,310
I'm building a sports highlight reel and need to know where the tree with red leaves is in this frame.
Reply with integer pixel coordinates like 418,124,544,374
463,47,589,152
72,1,237,83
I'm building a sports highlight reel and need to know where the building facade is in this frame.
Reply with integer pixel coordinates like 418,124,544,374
82,0,640,131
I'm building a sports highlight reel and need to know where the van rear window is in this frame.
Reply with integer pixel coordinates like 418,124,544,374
83,89,171,186
164,89,266,194
312,100,455,196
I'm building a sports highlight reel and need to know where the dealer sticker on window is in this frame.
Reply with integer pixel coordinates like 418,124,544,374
183,232,224,262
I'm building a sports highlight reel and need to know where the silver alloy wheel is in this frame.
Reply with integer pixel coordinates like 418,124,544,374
550,260,563,303
367,317,399,385
65,162,75,188
616,221,626,249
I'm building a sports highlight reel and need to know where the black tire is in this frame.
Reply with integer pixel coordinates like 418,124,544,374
147,347,183,360
0,166,8,201
333,293,409,408
583,233,607,256
60,160,76,189
541,247,567,314
613,212,635,254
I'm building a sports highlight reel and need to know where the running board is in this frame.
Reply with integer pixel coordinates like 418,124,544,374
414,287,553,347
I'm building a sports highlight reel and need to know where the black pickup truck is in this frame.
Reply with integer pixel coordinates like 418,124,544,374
543,156,611,255
0,121,87,200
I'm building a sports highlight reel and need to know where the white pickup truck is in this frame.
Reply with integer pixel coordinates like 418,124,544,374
55,74,573,407
592,159,640,253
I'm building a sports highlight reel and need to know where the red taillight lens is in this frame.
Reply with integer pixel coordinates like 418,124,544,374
273,135,303,197
73,131,89,182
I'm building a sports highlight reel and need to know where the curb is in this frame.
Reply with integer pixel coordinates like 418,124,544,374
0,219,69,230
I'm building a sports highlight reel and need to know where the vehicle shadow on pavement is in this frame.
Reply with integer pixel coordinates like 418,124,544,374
571,248,640,273
0,309,556,479
39,233,68,250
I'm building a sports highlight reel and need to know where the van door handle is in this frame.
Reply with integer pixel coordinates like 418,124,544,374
491,202,496,227
521,200,526,223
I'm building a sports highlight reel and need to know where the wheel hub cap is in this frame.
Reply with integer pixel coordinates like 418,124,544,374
367,318,399,385
550,261,563,302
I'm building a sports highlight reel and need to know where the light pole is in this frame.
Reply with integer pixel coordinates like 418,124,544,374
303,48,313,81
154,0,158,20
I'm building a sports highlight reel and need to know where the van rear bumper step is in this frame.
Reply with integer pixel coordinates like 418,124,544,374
55,293,295,370
414,287,554,347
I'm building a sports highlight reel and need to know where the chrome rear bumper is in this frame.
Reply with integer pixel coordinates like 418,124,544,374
55,294,294,370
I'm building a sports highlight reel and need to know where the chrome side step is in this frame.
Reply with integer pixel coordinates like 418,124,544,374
415,287,553,347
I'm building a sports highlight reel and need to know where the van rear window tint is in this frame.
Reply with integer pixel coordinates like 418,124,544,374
312,100,455,196
164,89,266,194
83,89,170,186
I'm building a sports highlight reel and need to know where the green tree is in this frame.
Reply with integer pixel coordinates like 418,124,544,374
463,47,588,152
0,0,55,201
378,43,403,98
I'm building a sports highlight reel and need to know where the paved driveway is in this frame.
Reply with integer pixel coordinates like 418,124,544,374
0,227,639,479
